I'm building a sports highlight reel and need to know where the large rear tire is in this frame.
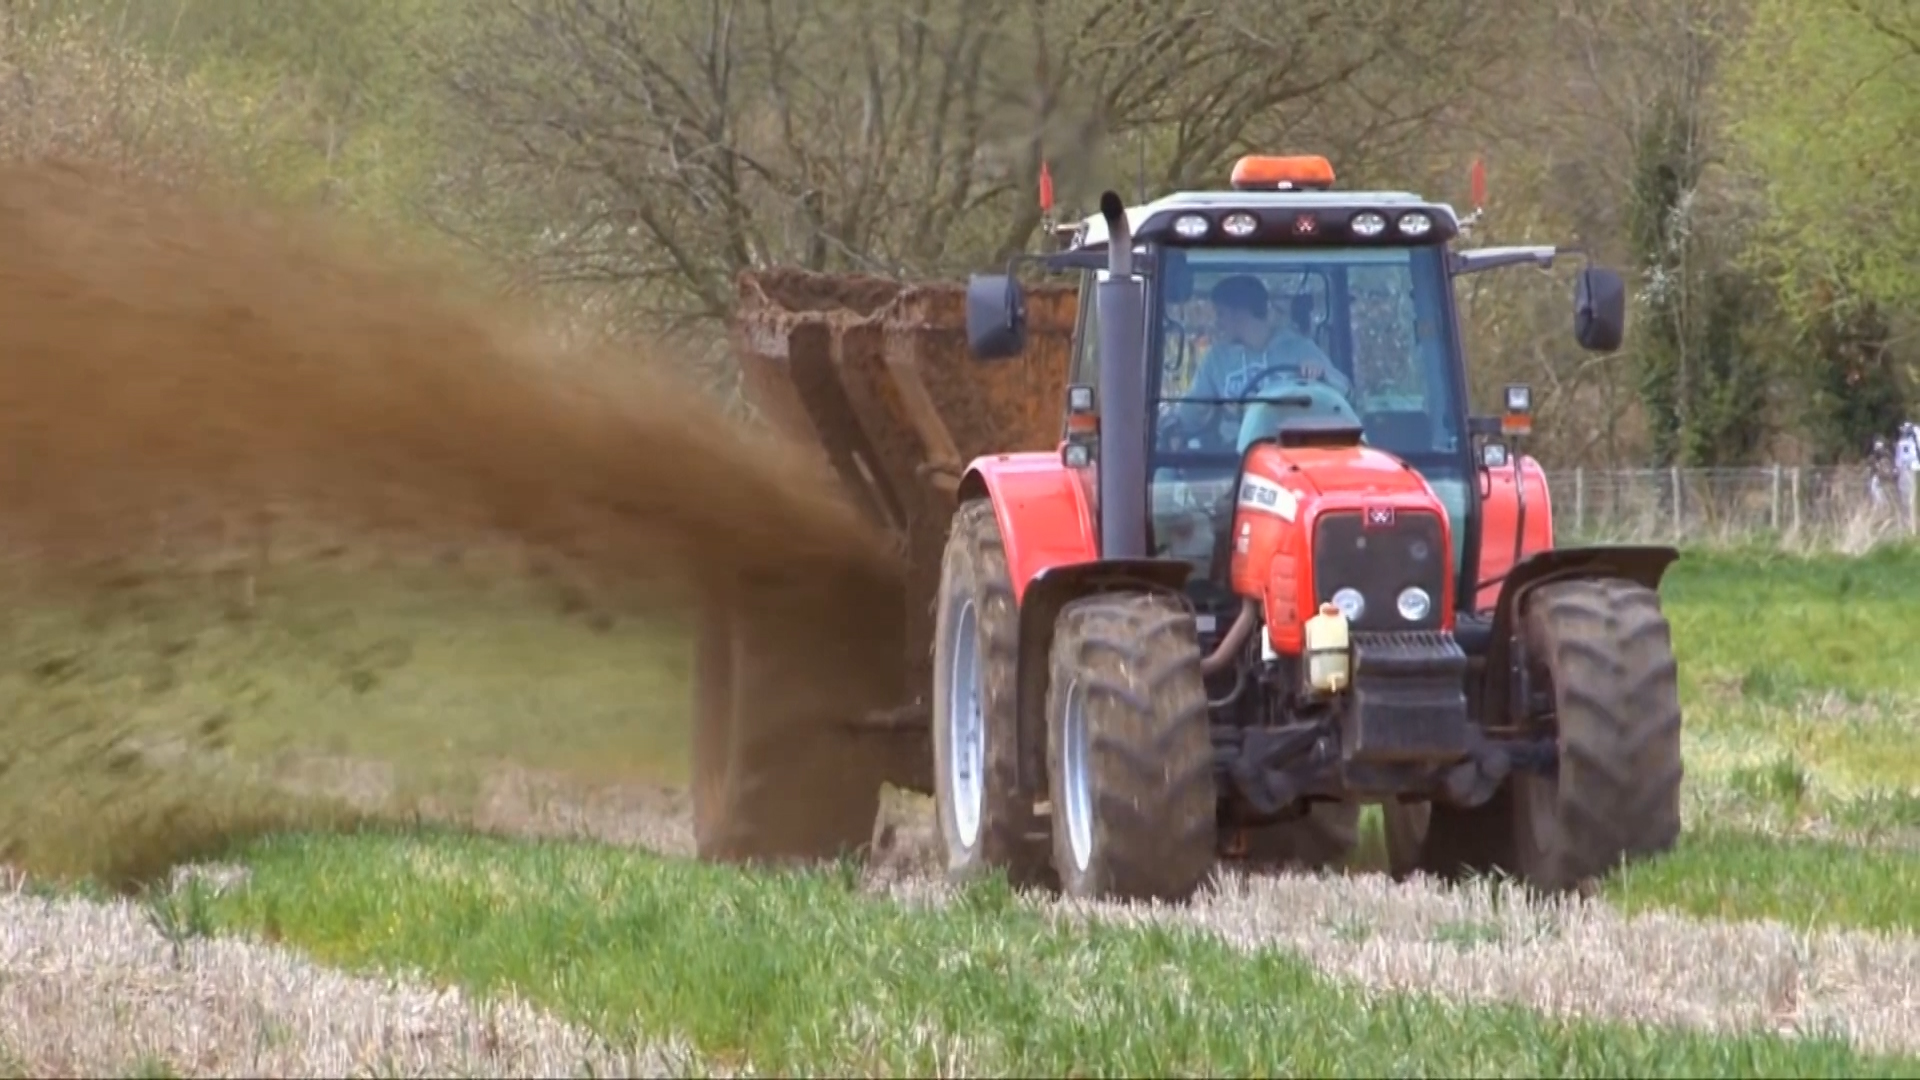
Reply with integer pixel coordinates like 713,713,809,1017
1046,591,1216,903
931,500,1052,888
1418,578,1683,892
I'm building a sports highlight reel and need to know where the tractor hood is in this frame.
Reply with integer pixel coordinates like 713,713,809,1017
1258,443,1438,503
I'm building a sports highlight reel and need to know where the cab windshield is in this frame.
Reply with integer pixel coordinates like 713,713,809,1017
1146,245,1471,577
1153,245,1463,459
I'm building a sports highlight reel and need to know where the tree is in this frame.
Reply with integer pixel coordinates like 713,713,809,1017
426,0,1530,329
1725,0,1920,321
1721,0,1920,459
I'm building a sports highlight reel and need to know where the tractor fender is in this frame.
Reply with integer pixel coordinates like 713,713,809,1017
956,453,1194,793
1012,558,1194,794
1481,544,1680,726
1473,455,1556,611
957,452,1100,602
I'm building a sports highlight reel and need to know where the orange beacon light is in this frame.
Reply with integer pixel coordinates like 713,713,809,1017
1229,155,1336,192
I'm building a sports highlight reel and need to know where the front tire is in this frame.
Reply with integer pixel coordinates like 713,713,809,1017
1046,591,1215,903
931,500,1050,888
1418,578,1684,892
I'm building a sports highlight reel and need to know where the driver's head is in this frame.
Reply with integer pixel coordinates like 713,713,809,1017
1208,275,1270,348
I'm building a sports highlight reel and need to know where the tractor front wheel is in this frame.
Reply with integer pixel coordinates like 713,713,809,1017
1045,591,1216,903
1419,578,1684,892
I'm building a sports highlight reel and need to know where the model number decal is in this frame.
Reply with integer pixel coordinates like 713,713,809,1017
1237,475,1298,521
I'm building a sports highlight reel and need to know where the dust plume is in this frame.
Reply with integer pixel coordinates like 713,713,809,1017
0,159,903,883
0,161,898,590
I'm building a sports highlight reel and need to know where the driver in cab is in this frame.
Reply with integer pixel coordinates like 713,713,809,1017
1150,274,1355,569
1161,274,1351,446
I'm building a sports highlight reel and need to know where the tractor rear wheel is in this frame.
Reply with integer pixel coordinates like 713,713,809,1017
1418,578,1683,891
1046,591,1216,903
931,500,1052,888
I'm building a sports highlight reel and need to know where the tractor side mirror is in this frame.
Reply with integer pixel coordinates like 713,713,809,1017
966,273,1028,360
1574,266,1626,353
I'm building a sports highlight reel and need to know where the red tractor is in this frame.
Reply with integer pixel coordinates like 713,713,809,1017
938,154,1684,902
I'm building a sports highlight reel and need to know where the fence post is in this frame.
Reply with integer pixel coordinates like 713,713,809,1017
1790,467,1801,533
1770,464,1782,532
1574,468,1586,535
1670,466,1682,540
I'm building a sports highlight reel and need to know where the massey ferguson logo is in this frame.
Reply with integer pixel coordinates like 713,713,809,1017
1364,505,1396,529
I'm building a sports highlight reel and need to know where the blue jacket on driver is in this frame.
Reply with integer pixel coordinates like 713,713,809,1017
1166,274,1349,437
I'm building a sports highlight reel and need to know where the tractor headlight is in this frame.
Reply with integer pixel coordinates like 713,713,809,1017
1173,213,1210,239
1330,587,1366,622
1397,212,1433,238
1396,586,1432,622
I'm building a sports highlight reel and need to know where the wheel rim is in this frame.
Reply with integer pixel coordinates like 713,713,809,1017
1062,678,1094,873
946,599,986,851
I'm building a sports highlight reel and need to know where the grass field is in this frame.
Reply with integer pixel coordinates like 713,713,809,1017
5,543,1920,1075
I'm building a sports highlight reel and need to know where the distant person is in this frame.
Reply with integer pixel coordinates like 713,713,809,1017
1869,436,1894,511
1897,423,1920,531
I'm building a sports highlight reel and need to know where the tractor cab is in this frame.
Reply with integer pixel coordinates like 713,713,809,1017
972,154,1626,625
1053,157,1480,614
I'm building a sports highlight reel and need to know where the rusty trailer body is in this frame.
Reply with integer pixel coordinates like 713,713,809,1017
690,269,1075,863
734,269,1078,714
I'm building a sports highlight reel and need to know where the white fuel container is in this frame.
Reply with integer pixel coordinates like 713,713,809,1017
1303,602,1352,694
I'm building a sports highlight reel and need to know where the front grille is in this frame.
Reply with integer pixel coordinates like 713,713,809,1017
1313,510,1446,632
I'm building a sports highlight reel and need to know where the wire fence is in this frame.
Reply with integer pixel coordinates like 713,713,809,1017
1545,465,1917,551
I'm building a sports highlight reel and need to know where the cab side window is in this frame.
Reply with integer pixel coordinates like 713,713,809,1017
1346,262,1443,453
1070,270,1101,390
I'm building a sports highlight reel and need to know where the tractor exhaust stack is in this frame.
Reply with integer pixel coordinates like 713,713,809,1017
1094,190,1150,560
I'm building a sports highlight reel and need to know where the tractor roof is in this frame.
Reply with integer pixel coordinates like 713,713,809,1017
1059,156,1464,251
1064,190,1464,251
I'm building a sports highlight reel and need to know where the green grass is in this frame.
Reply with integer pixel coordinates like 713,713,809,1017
2,556,691,783
1345,809,1920,934
199,827,1918,1078
1604,830,1920,932
1661,545,1920,701
0,550,691,884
